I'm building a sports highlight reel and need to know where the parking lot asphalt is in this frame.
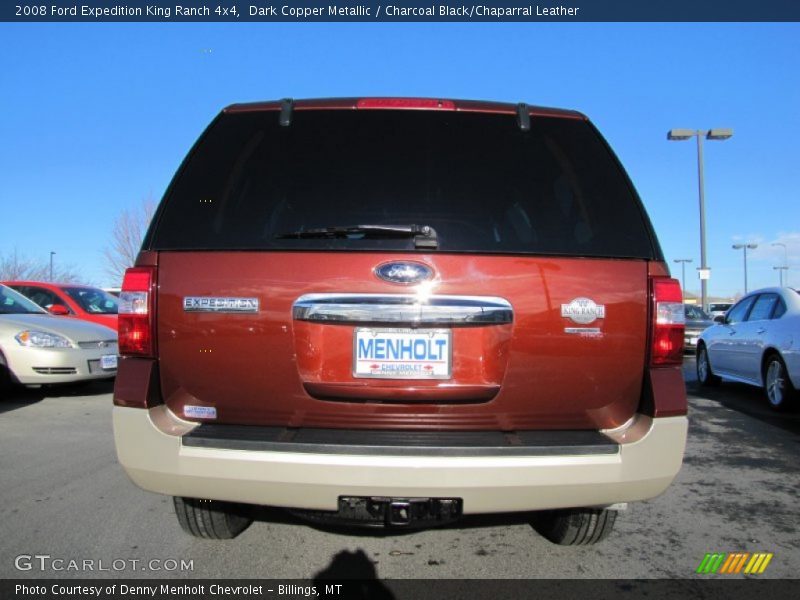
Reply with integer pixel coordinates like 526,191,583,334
0,359,798,580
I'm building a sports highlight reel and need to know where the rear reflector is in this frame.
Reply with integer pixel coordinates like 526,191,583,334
357,98,456,110
650,277,684,367
119,266,156,357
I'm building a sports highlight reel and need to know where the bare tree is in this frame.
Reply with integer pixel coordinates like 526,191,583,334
103,196,157,286
0,249,84,282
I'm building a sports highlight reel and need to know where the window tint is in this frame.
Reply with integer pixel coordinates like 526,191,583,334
726,296,756,324
748,294,779,322
0,286,47,314
62,287,118,314
12,286,69,312
684,305,710,320
772,298,787,319
150,110,658,258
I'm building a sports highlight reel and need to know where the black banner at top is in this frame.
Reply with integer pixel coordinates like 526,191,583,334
4,0,800,23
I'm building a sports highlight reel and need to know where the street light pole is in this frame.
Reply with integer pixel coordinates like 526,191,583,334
732,243,757,293
696,134,707,307
772,242,788,287
49,251,55,281
773,266,788,286
667,128,733,312
673,258,693,299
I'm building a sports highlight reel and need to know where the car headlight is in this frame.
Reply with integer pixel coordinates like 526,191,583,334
15,330,75,348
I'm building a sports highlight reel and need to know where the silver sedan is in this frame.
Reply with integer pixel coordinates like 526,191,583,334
696,287,799,410
0,285,118,391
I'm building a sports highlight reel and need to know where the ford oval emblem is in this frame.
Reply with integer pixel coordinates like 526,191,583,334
374,261,434,285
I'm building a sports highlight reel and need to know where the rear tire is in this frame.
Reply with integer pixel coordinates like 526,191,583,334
531,508,617,545
696,344,721,387
173,497,253,539
763,354,795,412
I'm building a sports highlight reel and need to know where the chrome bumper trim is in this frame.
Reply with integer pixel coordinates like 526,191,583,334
292,294,513,326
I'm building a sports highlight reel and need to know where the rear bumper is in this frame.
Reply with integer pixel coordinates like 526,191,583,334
113,406,687,514
684,329,704,351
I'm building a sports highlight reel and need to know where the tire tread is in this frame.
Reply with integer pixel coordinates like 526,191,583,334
532,508,617,545
697,344,721,387
173,497,252,539
764,354,797,412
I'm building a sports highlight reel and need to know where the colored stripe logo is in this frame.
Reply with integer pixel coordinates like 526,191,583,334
696,552,773,574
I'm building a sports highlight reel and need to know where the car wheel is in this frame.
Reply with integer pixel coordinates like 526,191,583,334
764,355,795,412
530,508,617,545
697,344,721,387
173,497,253,539
0,351,18,396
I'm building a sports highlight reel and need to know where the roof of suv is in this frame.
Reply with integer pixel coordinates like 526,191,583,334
224,97,587,120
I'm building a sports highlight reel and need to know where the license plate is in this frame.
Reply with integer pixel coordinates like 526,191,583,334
353,328,451,379
100,354,118,370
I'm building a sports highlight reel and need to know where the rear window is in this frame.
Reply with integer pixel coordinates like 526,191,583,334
684,305,711,321
747,294,779,322
148,109,659,259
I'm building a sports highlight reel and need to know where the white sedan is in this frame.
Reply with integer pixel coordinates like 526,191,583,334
0,285,118,392
697,287,799,410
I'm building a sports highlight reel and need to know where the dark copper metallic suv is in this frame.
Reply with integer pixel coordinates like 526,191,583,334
113,98,687,544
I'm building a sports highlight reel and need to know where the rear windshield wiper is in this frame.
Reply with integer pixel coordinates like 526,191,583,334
275,224,438,249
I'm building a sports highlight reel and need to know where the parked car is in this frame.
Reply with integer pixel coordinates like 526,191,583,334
113,97,687,545
3,281,118,331
708,302,733,320
0,284,118,392
697,287,799,410
684,304,714,351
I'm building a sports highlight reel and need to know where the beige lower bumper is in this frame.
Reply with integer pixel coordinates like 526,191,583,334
113,406,687,514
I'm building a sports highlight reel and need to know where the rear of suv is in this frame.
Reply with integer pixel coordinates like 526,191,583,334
113,98,687,545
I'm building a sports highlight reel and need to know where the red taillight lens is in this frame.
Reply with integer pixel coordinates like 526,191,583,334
356,98,456,110
119,266,156,357
650,277,685,367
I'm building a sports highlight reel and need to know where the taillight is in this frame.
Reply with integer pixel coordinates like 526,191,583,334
119,266,156,357
650,277,684,366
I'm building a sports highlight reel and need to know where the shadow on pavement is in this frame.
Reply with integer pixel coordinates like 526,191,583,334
252,504,540,540
313,549,395,598
0,379,114,414
0,386,46,413
683,356,800,437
